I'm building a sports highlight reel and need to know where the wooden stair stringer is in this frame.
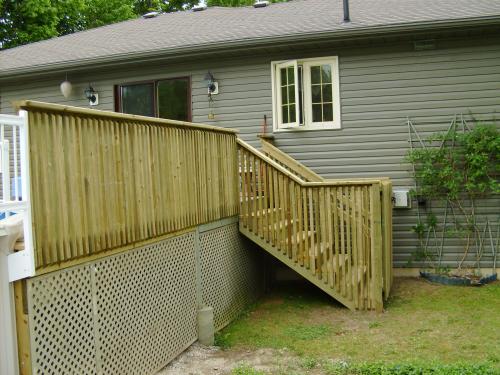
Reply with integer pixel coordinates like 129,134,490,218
239,224,356,311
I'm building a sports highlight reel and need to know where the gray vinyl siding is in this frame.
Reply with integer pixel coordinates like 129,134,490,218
1,34,499,268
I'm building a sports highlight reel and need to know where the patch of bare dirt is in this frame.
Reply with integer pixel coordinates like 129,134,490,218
157,343,298,375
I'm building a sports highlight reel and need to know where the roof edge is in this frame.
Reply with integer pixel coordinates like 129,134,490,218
2,15,500,80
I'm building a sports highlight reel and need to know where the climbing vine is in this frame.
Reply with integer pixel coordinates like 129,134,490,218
406,121,499,272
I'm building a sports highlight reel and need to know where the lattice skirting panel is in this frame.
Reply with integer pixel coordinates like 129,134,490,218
200,222,262,331
22,218,262,375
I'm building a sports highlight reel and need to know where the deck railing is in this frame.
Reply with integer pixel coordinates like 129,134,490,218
260,138,393,298
238,139,392,311
15,101,239,272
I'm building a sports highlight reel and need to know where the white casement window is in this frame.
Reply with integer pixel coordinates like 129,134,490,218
271,56,341,131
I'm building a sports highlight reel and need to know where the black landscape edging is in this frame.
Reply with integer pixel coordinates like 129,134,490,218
420,271,497,286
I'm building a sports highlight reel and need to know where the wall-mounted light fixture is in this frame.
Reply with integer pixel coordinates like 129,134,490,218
204,72,219,95
84,85,99,106
60,78,72,98
204,72,218,120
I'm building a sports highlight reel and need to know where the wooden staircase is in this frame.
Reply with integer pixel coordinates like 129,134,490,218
237,138,393,311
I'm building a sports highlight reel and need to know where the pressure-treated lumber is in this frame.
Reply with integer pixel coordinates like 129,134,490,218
238,139,393,311
20,102,239,271
14,281,31,375
260,138,323,182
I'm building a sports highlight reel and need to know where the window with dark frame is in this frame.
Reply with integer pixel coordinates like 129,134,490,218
116,77,191,122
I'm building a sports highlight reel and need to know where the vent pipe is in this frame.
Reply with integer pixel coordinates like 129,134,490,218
343,0,350,22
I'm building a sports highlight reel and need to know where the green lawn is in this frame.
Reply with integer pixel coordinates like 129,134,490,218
216,277,500,374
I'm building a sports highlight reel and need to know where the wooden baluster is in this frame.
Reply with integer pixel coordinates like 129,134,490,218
296,185,304,266
290,181,298,262
345,186,352,302
257,158,263,238
332,187,340,293
338,187,346,297
364,185,371,309
326,187,334,288
245,151,252,228
314,188,321,280
239,150,245,226
262,163,269,242
356,186,365,310
251,155,257,232
273,169,280,249
278,174,286,254
308,188,315,275
350,186,359,309
286,179,293,259
302,188,309,269
268,166,275,246
319,187,331,284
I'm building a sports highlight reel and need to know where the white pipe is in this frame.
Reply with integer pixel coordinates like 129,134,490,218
0,220,22,375
2,140,10,205
14,126,19,201
0,248,20,375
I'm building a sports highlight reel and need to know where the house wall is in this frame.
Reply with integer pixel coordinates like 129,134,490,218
1,33,499,269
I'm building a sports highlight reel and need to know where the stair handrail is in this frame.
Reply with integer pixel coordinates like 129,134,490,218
237,137,391,312
259,138,391,184
259,138,324,182
237,139,385,187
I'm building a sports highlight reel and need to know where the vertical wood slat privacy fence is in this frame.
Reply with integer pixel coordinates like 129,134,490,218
237,139,393,311
17,101,239,272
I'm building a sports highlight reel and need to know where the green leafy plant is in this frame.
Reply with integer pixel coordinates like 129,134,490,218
232,363,267,375
322,361,498,375
406,125,499,200
406,123,499,271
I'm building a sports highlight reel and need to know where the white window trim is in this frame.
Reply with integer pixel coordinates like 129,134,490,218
275,60,300,129
271,56,341,132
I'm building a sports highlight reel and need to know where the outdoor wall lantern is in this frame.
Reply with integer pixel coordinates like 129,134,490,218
60,79,72,98
84,85,99,106
204,72,218,120
204,72,219,95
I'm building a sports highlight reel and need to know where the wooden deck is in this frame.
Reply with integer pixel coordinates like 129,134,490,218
11,101,392,310
15,101,240,272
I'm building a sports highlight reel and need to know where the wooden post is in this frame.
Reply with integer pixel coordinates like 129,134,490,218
370,183,384,312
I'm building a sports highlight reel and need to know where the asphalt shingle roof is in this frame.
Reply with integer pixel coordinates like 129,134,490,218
1,0,500,75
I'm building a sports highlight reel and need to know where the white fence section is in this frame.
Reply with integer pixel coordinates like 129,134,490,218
0,111,35,281
0,111,35,375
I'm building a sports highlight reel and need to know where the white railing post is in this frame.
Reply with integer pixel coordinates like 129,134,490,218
0,242,20,375
7,110,35,281
0,111,31,375
2,139,11,203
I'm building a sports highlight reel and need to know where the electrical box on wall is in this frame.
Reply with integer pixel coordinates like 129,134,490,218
393,189,411,208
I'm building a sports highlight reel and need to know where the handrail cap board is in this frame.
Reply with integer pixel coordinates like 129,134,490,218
238,138,384,187
14,100,238,134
